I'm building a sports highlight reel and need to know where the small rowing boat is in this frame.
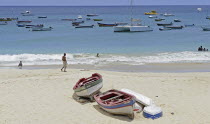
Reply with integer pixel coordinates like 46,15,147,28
73,73,103,98
94,89,135,119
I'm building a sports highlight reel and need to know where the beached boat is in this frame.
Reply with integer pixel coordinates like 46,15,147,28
155,18,165,21
174,19,181,22
73,73,103,98
148,15,157,18
75,25,94,28
201,26,210,31
94,89,135,119
145,10,158,15
32,27,53,31
157,22,173,26
98,23,118,27
61,19,77,21
21,11,34,16
38,16,47,18
87,14,98,17
163,13,174,17
0,21,7,25
164,25,184,29
93,19,103,21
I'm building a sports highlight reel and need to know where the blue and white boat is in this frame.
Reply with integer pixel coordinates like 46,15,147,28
94,89,135,119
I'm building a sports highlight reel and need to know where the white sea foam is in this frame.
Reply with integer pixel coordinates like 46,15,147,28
0,51,210,66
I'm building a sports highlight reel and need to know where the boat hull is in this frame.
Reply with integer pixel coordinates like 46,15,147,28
114,26,153,32
74,79,103,97
202,27,210,31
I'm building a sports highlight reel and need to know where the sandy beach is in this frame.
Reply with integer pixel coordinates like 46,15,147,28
0,68,210,124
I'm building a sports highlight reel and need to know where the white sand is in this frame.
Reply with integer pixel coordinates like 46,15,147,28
0,69,210,124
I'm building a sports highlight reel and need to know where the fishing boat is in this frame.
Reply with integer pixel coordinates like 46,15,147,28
201,26,210,31
148,15,157,18
73,73,103,98
163,13,174,17
159,27,172,31
38,16,47,18
155,18,165,21
61,19,77,21
32,27,53,31
78,15,83,19
21,11,34,16
93,19,103,21
157,22,173,26
114,0,153,32
72,21,85,26
98,23,118,27
87,14,98,17
174,19,181,22
164,25,183,29
75,25,94,28
184,24,195,27
0,18,13,21
94,89,135,119
0,21,7,25
17,21,32,23
145,10,158,15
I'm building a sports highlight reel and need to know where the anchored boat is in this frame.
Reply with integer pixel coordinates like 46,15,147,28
93,19,103,21
21,11,34,16
201,26,210,31
32,27,53,31
98,23,118,27
75,25,94,28
157,22,173,26
0,21,7,25
164,25,183,29
94,89,135,119
145,10,158,15
73,73,103,98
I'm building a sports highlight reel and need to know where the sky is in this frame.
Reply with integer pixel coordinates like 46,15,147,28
0,0,210,6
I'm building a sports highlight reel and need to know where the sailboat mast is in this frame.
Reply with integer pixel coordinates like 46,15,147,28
130,0,133,25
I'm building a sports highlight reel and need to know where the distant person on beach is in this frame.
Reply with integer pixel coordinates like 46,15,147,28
96,53,99,57
18,61,22,69
61,53,67,72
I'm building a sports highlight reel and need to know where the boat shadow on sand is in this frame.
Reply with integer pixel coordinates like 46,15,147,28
72,93,95,105
93,105,133,122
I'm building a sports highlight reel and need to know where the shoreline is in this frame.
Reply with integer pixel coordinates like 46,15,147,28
1,62,210,73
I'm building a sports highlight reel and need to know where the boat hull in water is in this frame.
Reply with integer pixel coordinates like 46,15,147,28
202,27,210,31
114,25,153,32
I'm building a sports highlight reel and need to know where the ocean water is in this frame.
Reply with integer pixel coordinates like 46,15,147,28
0,5,210,66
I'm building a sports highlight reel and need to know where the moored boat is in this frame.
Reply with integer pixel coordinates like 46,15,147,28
21,11,34,16
115,22,128,25
201,26,210,31
72,21,85,26
157,22,173,26
114,25,153,32
145,10,158,15
174,19,181,22
206,16,210,19
32,27,53,31
61,19,77,21
73,73,103,98
87,14,98,17
0,21,8,25
148,15,157,18
93,19,103,21
17,20,32,23
78,15,83,19
0,18,13,21
94,89,135,119
17,24,26,27
163,13,174,17
184,24,195,27
164,25,184,29
98,23,118,27
159,27,172,31
75,25,94,28
38,16,47,18
155,18,165,21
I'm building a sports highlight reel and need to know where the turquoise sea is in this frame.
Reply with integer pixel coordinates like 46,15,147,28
0,5,210,66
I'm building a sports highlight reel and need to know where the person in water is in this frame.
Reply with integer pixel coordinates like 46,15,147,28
61,53,67,72
18,61,22,69
198,46,203,51
96,53,99,57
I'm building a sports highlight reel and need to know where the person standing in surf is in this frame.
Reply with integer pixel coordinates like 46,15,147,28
61,53,67,72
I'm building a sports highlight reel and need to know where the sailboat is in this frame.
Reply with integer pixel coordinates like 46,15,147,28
114,0,153,32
